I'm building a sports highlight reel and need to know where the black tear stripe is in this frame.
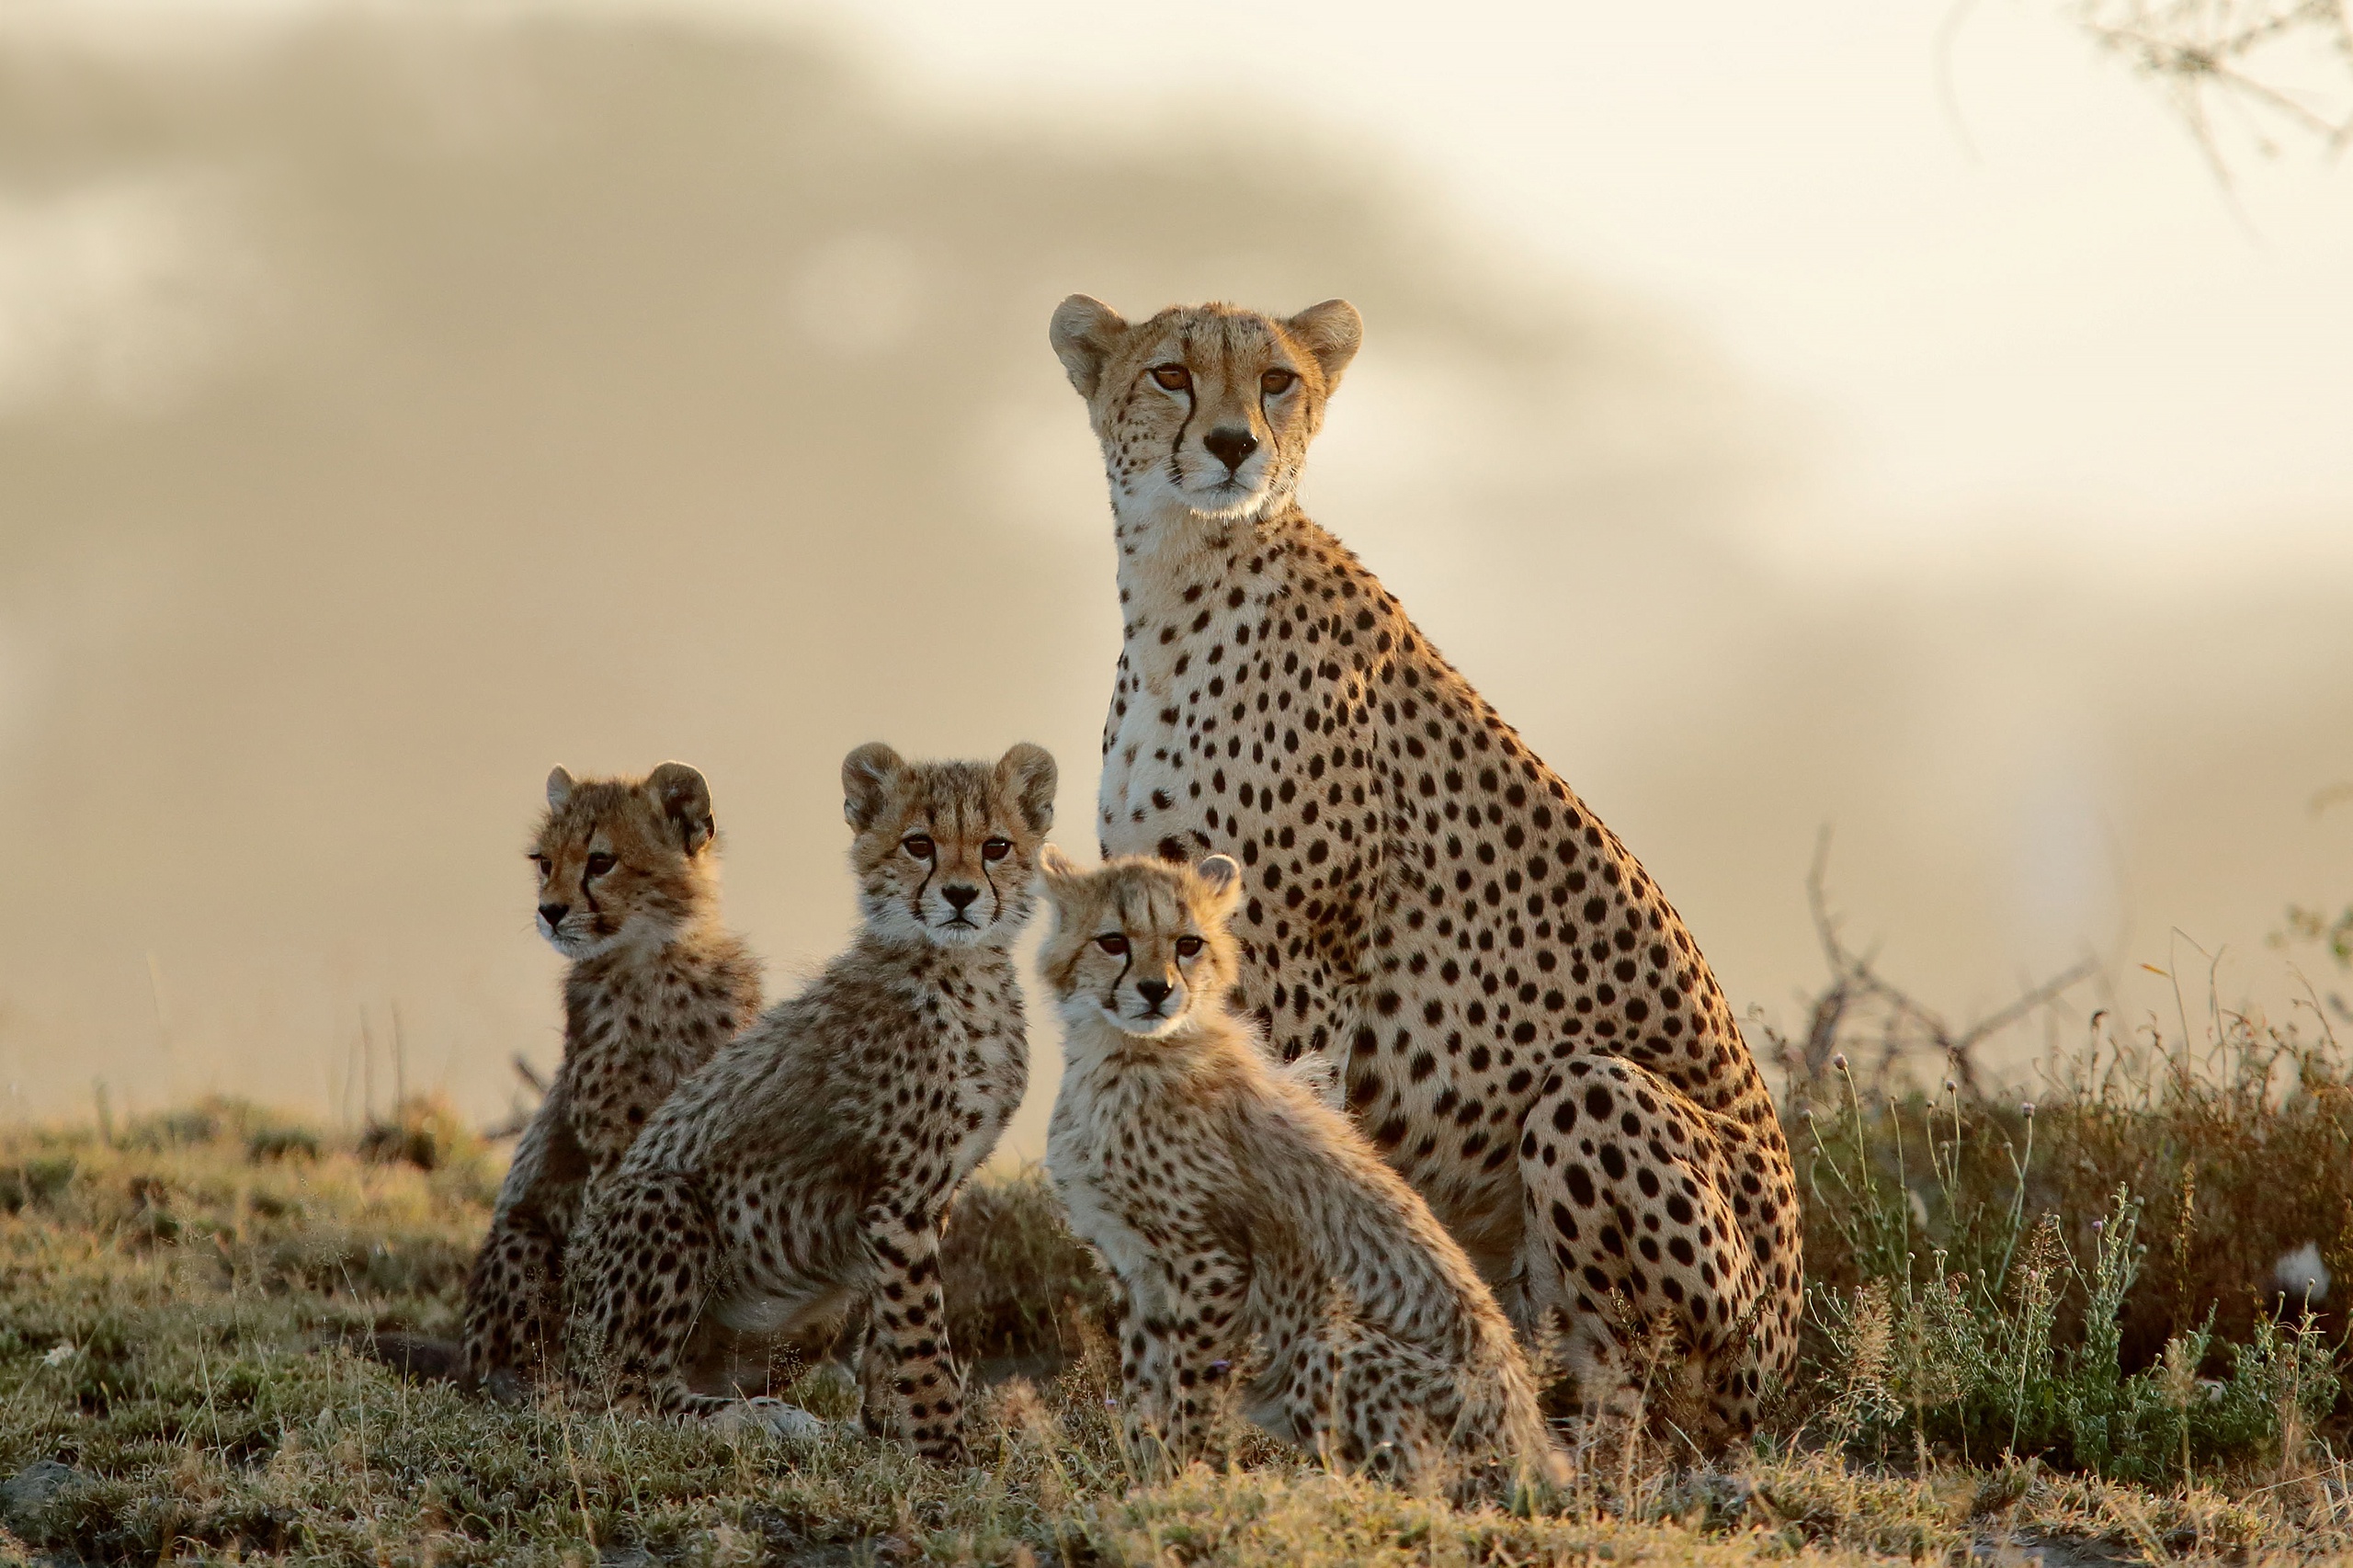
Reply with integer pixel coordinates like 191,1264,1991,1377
911,819,938,925
1164,326,1197,488
577,830,603,928
1107,883,1137,1018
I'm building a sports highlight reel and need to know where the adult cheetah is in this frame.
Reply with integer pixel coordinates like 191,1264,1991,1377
1042,848,1566,1498
461,762,761,1399
1050,294,1802,1437
563,743,1056,1462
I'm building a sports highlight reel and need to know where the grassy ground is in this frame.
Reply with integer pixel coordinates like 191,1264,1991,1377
6,1043,2353,1564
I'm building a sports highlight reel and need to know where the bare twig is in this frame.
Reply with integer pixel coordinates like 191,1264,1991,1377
1783,827,2096,1102
2075,0,2353,167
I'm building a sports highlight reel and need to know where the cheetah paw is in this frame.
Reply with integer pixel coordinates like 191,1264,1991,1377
710,1398,828,1443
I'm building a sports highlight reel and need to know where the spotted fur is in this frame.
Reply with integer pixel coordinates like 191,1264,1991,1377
562,743,1057,1462
460,762,762,1399
1050,294,1802,1438
1042,849,1567,1496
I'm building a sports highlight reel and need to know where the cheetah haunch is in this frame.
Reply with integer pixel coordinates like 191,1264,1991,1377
1050,294,1802,1438
563,742,1057,1462
1042,849,1567,1497
461,762,762,1399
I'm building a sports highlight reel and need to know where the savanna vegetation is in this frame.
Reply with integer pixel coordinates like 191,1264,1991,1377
5,908,2353,1564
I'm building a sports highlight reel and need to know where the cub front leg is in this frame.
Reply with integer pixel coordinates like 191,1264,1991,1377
461,1081,588,1395
1121,1244,1248,1474
856,1199,965,1464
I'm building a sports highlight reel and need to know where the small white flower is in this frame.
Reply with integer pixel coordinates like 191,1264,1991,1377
41,1342,76,1368
1830,1053,1848,1072
2020,1103,2036,1119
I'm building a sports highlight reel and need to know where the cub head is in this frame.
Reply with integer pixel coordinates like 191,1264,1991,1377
531,761,720,959
843,741,1058,948
1049,296,1361,525
1037,848,1244,1040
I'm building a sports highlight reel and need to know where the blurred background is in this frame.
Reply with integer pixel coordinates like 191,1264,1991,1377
1,0,2347,1154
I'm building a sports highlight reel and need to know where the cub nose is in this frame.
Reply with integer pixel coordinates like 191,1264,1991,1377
941,885,979,913
538,902,570,928
1201,426,1258,472
1136,979,1172,1007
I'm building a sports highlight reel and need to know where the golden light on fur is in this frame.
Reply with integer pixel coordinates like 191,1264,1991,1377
1039,850,1567,1498
528,761,723,960
1049,296,1361,526
1039,847,1242,1039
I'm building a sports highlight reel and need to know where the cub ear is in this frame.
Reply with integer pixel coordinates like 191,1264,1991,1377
645,761,715,855
995,742,1058,835
1050,294,1130,401
546,766,575,810
842,743,904,833
1283,299,1362,392
1195,853,1244,915
1038,843,1082,890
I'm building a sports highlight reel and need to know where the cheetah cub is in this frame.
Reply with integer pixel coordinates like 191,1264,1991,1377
1041,850,1567,1497
462,762,761,1399
564,742,1057,1462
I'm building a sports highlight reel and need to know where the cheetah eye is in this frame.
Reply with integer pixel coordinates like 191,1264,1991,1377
1150,364,1192,392
584,852,617,877
529,854,551,877
1176,936,1204,959
981,838,1012,862
903,835,935,860
1260,368,1297,395
1095,934,1129,956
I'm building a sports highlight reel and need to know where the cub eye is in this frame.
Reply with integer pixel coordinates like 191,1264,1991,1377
529,854,551,875
1261,368,1297,395
1095,934,1129,956
903,835,935,859
1150,364,1192,392
585,852,617,877
1176,936,1204,958
981,838,1012,862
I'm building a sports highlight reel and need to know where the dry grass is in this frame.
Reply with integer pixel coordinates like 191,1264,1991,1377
5,1052,2353,1562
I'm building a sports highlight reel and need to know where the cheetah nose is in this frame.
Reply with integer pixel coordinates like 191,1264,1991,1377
941,885,979,913
1135,979,1172,1008
1201,426,1257,472
537,901,570,928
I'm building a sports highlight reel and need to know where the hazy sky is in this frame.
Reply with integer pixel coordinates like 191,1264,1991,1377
0,0,2347,1150
791,0,2353,558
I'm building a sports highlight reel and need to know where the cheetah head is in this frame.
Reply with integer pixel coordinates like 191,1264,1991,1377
843,741,1058,949
1049,296,1361,528
531,761,721,960
1036,848,1244,1040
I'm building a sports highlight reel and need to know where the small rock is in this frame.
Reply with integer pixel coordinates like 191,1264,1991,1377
3,1460,87,1528
711,1398,827,1443
2274,1242,2331,1307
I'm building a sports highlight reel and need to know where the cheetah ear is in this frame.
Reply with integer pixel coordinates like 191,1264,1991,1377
546,767,575,810
1283,300,1362,392
1038,843,1082,892
1194,854,1244,915
995,742,1058,835
645,761,715,856
1050,294,1128,401
842,742,904,833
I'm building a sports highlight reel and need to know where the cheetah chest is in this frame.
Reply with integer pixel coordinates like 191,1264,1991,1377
1099,594,1260,862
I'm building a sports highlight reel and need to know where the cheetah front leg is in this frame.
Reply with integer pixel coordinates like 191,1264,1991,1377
854,1199,966,1464
1120,1244,1249,1476
461,1080,589,1397
563,1170,726,1418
